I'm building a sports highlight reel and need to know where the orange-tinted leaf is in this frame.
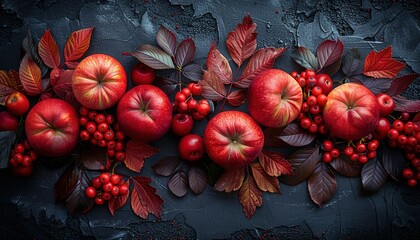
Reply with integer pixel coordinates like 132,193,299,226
128,44,175,69
19,54,42,96
156,25,177,57
316,39,344,70
227,89,247,106
250,163,280,193
131,176,164,219
363,46,405,79
0,70,23,105
235,47,286,88
226,14,257,67
108,179,130,216
307,161,337,207
386,73,419,96
125,140,159,173
64,27,94,68
239,175,262,219
38,29,60,68
207,42,232,84
258,150,292,177
198,70,227,101
175,38,196,67
214,167,245,192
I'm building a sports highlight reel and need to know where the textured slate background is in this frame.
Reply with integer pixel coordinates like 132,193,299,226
0,0,419,239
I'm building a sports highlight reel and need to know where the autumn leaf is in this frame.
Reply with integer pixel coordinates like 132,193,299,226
307,161,337,207
342,48,361,76
156,25,177,57
235,47,286,88
52,69,79,108
316,39,344,70
125,140,159,173
175,38,196,67
363,46,405,79
258,150,292,177
188,165,207,195
108,179,130,216
131,176,164,219
206,42,232,84
381,146,405,181
79,145,108,171
263,127,287,147
0,70,23,105
19,54,42,96
152,156,181,177
199,70,227,101
226,14,257,68
291,47,319,71
54,160,78,201
281,147,321,186
65,165,93,214
386,73,419,96
357,77,391,95
155,74,178,95
227,89,247,106
276,123,316,147
250,163,280,193
392,95,420,112
0,131,16,169
38,29,60,69
64,27,94,68
128,44,175,69
182,63,203,81
214,167,245,192
361,157,388,192
22,30,48,77
330,155,362,177
168,170,188,197
239,175,262,219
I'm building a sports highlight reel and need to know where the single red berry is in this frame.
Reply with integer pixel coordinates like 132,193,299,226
300,118,311,129
95,114,105,124
188,83,202,96
115,151,126,162
115,131,125,141
79,106,89,116
366,151,376,159
102,192,112,201
85,122,97,133
300,71,307,78
181,88,191,97
309,105,320,115
14,143,25,154
298,77,306,87
323,140,334,152
356,143,367,153
95,197,104,205
21,155,32,167
110,174,121,185
93,131,104,141
368,140,379,151
290,71,298,78
119,185,129,195
97,140,107,148
330,148,340,158
344,146,354,156
175,92,187,103
407,178,417,187
80,130,90,141
397,135,407,145
115,141,125,151
97,122,109,133
407,136,418,146
107,140,116,149
92,177,102,188
105,115,115,125
318,124,328,135
317,94,328,107
402,168,414,179
197,102,211,116
393,120,405,132
313,114,323,125
301,102,310,112
99,172,111,184
311,86,322,96
404,122,415,135
308,123,319,134
400,112,410,122
89,138,97,145
104,130,115,141
178,101,189,113
187,99,198,111
387,129,399,140
322,152,332,163
350,153,359,162
13,153,23,164
358,155,369,164
111,186,120,196
307,77,317,87
85,187,97,198
412,158,420,168
88,111,98,121
306,69,316,78
307,95,317,106
102,182,113,192
79,116,88,126
28,150,37,161
107,149,115,158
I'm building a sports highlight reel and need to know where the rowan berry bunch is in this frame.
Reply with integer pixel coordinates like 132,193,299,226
78,107,126,162
85,172,129,205
9,140,38,176
172,83,210,121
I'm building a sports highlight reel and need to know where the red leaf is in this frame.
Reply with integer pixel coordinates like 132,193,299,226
316,39,344,70
131,176,164,219
128,44,175,69
64,27,94,68
0,70,23,105
226,14,257,68
175,38,196,67
277,123,316,147
168,170,188,197
214,167,245,193
239,175,262,219
188,165,207,194
291,47,319,71
38,29,60,69
235,47,286,88
206,42,232,84
125,140,159,173
307,161,337,207
250,163,280,193
108,179,130,216
156,25,177,57
330,155,362,177
361,157,388,192
392,95,420,113
258,150,292,177
363,46,405,79
281,147,321,186
152,156,181,177
198,70,227,101
52,69,79,108
19,54,42,96
227,89,247,106
386,73,419,96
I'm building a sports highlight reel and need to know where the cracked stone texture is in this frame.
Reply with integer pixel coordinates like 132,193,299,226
0,0,419,239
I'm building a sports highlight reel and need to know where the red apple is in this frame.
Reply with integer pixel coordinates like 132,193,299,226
131,62,156,85
117,85,172,142
72,54,127,110
0,111,19,131
248,69,303,128
25,98,79,157
315,74,333,95
171,113,194,136
178,134,205,161
376,93,395,117
323,83,380,140
204,111,264,169
5,92,30,117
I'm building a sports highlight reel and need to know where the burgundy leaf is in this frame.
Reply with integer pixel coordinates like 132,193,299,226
291,47,319,71
52,69,79,108
321,57,341,76
393,95,420,112
250,163,280,193
131,176,164,219
198,70,227,101
108,179,130,216
277,123,316,147
206,42,232,84
214,167,245,192
227,89,247,107
0,70,23,105
19,54,42,96
342,48,361,76
0,131,16,169
128,44,175,69
175,38,196,67
125,140,160,173
361,157,388,192
235,47,286,88
80,145,108,171
263,127,287,147
381,146,406,181
64,27,94,68
152,156,181,177
130,187,148,219
54,159,78,201
308,161,337,207
317,39,344,70
156,25,177,56
330,155,362,177
38,29,61,69
386,73,419,96
363,46,405,79
355,77,391,95
168,170,188,197
182,63,203,81
258,150,292,177
281,147,321,186
188,165,207,194
155,74,178,95
65,165,93,214
226,14,257,67
239,175,262,219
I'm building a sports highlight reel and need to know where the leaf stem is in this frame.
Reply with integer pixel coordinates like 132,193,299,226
218,66,242,113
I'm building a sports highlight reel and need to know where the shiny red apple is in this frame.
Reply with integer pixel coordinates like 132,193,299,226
0,111,19,131
72,54,127,110
171,113,194,136
248,69,303,128
204,111,264,169
25,98,79,157
5,92,30,117
117,85,172,142
323,82,380,140
178,134,205,161
376,93,395,117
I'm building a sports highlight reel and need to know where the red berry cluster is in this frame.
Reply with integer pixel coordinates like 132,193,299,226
85,172,129,205
173,83,210,121
291,69,331,135
9,140,38,176
322,138,379,164
78,107,126,162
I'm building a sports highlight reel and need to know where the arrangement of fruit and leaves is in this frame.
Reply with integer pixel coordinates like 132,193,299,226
1,15,419,220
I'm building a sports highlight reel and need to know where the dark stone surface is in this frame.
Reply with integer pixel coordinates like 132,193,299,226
0,0,419,239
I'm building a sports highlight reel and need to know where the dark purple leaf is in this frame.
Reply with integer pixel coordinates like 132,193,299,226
281,146,321,186
361,157,388,192
330,155,362,177
155,74,178,95
291,47,319,71
386,73,419,96
321,57,341,76
188,165,207,194
175,38,196,67
227,89,247,107
263,127,288,147
65,166,93,214
168,170,188,197
277,123,316,147
381,146,406,181
128,44,175,69
80,145,108,170
0,131,16,169
308,161,337,207
353,77,391,95
54,160,78,202
182,63,202,81
342,48,361,76
393,95,420,112
317,39,344,70
156,25,177,57
152,156,181,177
